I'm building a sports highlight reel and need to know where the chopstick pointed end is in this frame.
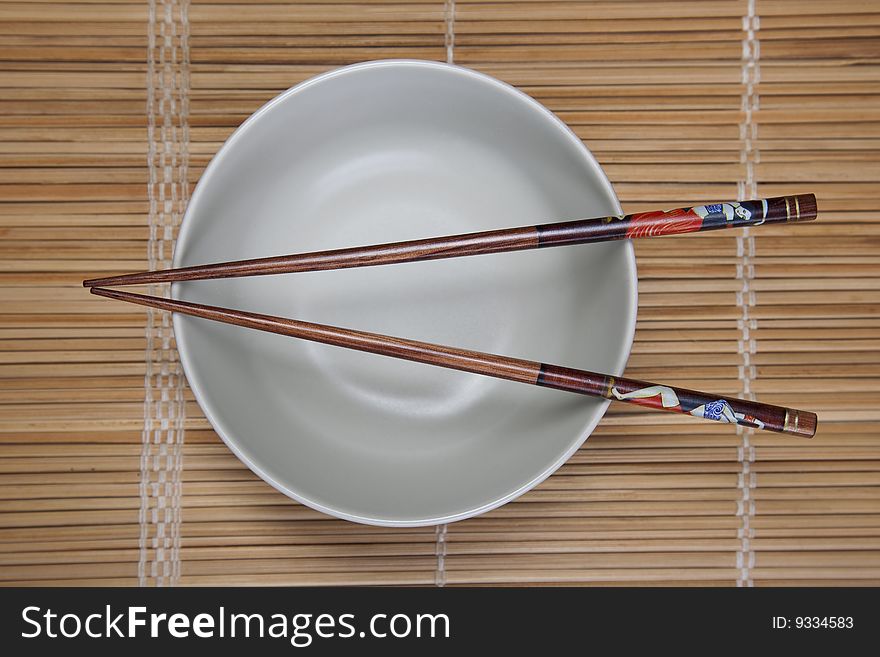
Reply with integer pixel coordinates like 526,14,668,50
90,286,140,304
83,276,119,288
89,286,117,299
83,270,161,288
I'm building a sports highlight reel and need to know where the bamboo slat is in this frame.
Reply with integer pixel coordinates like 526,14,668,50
0,0,877,587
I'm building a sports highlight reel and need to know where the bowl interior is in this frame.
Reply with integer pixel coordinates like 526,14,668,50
173,61,636,525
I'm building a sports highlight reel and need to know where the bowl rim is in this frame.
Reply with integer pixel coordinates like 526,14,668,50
172,59,638,526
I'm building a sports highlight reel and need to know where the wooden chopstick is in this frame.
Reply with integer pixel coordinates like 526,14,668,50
89,287,818,437
83,194,817,287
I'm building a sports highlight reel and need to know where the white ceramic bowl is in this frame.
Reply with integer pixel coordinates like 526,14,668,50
173,60,637,526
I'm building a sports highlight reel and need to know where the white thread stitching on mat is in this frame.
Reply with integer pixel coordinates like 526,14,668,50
172,0,190,589
445,0,455,64
735,0,760,588
435,2,455,585
435,524,448,586
142,0,190,587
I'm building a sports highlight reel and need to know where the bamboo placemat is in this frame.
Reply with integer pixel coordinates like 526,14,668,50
1,0,878,586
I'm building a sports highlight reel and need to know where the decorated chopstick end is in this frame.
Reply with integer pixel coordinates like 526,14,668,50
782,409,818,439
605,380,817,438
733,405,817,438
693,399,817,438
771,193,818,223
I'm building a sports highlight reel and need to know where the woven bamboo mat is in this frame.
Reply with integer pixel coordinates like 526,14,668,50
1,0,879,586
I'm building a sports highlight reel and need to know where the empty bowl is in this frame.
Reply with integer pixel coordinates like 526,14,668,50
173,60,637,526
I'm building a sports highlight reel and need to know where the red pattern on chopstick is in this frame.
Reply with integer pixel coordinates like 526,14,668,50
625,207,704,239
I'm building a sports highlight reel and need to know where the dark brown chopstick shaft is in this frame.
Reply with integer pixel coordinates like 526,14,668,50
83,194,817,287
89,287,817,438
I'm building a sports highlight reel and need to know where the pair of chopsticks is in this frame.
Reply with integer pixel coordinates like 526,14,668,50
86,194,819,438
